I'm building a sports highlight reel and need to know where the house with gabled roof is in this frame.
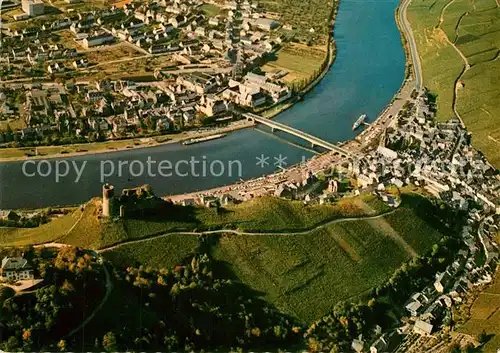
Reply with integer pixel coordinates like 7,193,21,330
1,257,34,281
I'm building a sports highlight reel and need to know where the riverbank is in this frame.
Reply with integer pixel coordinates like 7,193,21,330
167,0,419,203
0,0,407,210
0,120,254,162
353,2,419,147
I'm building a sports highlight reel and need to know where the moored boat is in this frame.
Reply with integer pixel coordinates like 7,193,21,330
352,114,367,131
182,133,227,146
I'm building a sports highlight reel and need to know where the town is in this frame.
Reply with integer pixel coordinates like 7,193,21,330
1,87,498,352
0,0,305,150
167,88,500,352
0,0,499,351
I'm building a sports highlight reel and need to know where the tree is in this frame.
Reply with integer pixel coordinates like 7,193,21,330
4,336,20,351
0,286,16,303
103,331,118,352
477,329,489,344
463,343,478,353
57,339,67,352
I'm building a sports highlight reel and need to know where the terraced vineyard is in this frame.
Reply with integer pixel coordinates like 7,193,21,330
459,270,500,353
1,189,449,324
211,206,443,322
1,194,389,249
407,0,500,167
101,195,445,323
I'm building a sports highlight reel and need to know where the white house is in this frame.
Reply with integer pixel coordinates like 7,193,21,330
1,257,34,281
413,320,433,336
83,33,115,49
209,17,219,26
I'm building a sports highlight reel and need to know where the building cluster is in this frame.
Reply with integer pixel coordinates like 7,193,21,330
347,90,500,352
12,0,45,20
223,72,291,108
351,92,498,213
2,0,284,78
1,0,296,147
0,71,227,143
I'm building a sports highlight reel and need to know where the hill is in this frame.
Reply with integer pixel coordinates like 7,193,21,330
100,192,447,323
0,208,83,246
407,0,500,167
1,193,389,250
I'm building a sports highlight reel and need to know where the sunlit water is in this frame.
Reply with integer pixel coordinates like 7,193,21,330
0,0,405,208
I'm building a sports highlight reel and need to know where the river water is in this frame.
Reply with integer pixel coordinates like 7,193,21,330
0,0,405,209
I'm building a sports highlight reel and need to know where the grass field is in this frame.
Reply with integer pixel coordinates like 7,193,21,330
100,195,444,323
0,209,83,246
52,0,115,12
102,234,200,269
459,270,500,353
263,44,327,84
200,3,221,17
407,0,500,167
259,0,335,42
78,55,174,82
0,118,26,132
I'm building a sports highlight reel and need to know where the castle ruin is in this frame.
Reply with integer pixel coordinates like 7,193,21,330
102,184,115,217
101,183,168,218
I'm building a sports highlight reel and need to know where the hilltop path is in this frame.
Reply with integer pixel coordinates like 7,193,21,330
93,208,415,257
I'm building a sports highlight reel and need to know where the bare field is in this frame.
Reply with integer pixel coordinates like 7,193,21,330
85,43,144,63
0,118,26,132
52,0,115,12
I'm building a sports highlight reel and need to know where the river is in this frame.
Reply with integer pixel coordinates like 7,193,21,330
0,0,405,209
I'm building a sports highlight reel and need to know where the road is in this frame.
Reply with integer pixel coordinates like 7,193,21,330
66,251,112,338
399,0,423,90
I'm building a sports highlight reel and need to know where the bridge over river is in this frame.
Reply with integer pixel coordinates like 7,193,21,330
244,113,353,157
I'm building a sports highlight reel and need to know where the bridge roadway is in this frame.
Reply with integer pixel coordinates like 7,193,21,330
244,113,352,157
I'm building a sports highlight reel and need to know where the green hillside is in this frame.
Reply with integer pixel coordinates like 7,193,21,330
0,208,83,246
2,193,387,250
101,234,200,269
101,193,446,323
407,0,500,167
0,193,387,250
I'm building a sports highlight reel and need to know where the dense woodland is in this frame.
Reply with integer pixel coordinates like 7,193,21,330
0,247,104,352
79,252,301,352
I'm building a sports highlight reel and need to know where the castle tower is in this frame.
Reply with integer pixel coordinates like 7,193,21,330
102,184,115,217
